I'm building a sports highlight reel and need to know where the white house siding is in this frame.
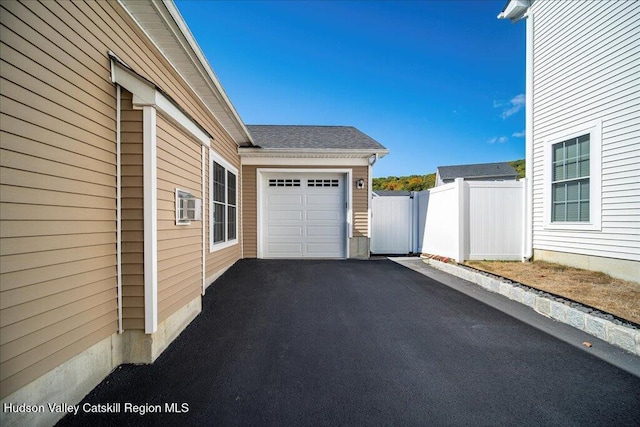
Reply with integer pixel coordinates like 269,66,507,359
530,0,640,263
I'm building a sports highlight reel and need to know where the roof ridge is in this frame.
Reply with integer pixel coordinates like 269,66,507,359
247,124,354,128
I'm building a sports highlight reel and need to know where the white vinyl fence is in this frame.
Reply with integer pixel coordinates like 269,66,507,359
370,196,412,254
372,178,525,261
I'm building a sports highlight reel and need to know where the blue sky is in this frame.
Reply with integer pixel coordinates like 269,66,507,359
175,0,526,177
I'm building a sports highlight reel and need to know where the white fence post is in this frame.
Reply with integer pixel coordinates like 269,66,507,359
455,178,465,263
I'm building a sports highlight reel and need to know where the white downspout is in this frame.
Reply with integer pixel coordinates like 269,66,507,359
367,154,378,241
239,154,244,260
523,10,534,262
202,145,206,295
116,85,123,334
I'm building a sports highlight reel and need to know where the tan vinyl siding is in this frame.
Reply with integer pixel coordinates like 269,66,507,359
60,0,242,164
240,164,370,258
156,115,202,323
530,0,640,261
241,166,258,258
351,165,369,237
0,1,118,398
1,0,244,398
120,90,144,330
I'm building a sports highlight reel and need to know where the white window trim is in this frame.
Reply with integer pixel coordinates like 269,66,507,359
543,120,602,231
209,149,239,252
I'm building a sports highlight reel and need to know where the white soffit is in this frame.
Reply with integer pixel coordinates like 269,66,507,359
119,0,253,146
239,149,388,165
497,0,530,22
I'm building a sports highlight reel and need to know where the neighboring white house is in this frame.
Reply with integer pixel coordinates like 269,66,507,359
499,0,640,281
435,162,518,187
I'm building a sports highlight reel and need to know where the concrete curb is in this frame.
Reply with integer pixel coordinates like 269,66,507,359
422,258,640,357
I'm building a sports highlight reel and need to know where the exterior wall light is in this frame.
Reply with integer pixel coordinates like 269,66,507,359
356,178,365,189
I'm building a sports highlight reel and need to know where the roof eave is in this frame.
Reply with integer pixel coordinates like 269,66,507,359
119,0,254,146
497,0,530,22
238,148,389,159
443,174,518,180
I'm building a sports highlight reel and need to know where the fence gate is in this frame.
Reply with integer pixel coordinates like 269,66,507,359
371,196,412,254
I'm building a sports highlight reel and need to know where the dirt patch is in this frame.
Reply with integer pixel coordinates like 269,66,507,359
465,260,640,325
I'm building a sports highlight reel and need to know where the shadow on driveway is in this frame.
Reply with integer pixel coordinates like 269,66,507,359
59,259,640,426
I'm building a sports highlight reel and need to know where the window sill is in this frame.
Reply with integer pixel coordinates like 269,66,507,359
209,239,238,253
544,222,601,232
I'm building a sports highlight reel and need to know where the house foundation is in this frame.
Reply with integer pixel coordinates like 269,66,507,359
0,296,201,427
534,249,640,283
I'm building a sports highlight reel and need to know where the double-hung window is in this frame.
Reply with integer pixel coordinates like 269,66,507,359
210,152,238,251
544,120,601,230
551,134,590,222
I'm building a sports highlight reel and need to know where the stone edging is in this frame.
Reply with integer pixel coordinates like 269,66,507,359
422,258,640,357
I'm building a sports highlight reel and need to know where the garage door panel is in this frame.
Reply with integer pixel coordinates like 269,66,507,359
267,194,303,205
262,172,345,258
306,226,342,237
306,194,341,205
306,243,343,257
267,243,303,256
267,226,302,237
268,210,302,221
307,210,341,221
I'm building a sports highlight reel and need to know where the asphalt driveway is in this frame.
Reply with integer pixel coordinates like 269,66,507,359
59,259,640,426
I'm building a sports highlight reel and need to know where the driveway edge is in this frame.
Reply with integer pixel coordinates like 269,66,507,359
421,258,640,357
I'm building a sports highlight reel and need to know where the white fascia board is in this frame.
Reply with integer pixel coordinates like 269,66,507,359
156,0,253,145
155,94,210,146
239,148,389,156
497,0,530,21
110,56,156,105
239,148,389,163
110,58,210,147
241,156,370,166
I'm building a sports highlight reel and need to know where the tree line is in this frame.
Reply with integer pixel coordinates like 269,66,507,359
373,159,525,192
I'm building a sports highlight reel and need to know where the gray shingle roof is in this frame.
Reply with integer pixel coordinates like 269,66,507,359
246,125,386,150
437,162,518,180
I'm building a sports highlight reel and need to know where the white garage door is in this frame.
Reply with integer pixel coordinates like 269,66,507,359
262,173,346,258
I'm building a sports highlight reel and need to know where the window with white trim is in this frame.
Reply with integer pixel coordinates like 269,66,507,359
551,134,590,222
210,151,238,251
544,120,601,231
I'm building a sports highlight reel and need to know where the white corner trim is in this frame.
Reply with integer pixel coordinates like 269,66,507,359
346,169,353,241
367,162,372,238
542,119,603,232
524,10,534,261
110,57,210,147
143,106,158,334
